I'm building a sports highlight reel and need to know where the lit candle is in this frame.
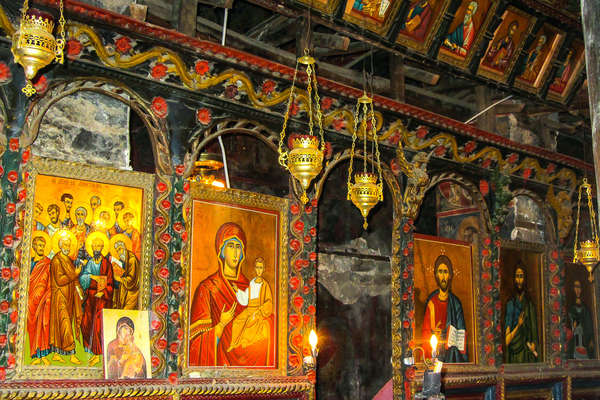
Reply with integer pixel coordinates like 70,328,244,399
430,334,438,360
309,329,318,357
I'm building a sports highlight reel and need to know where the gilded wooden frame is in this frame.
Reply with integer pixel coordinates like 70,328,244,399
513,24,565,94
499,240,550,370
396,0,453,53
181,185,289,378
546,39,586,104
477,7,537,83
15,157,155,380
342,0,404,36
437,0,500,70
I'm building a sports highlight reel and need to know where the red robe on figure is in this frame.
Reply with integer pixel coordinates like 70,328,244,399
188,222,275,367
80,255,114,355
27,256,52,358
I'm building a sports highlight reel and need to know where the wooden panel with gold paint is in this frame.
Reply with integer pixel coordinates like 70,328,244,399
396,0,452,53
477,7,536,83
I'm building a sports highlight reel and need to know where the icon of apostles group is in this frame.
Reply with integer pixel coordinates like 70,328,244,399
27,192,142,367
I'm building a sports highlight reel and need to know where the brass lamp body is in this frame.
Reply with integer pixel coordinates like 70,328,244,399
11,1,66,96
350,172,382,229
573,178,600,282
288,135,323,194
346,93,384,229
278,51,325,204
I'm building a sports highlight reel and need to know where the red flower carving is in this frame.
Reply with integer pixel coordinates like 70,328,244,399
159,267,169,279
151,356,160,368
33,75,48,94
309,252,317,262
171,281,181,293
175,165,185,176
5,203,15,215
402,320,410,329
290,239,301,252
549,263,557,273
390,158,400,176
153,285,164,296
309,227,316,237
290,203,300,215
546,163,556,174
161,199,172,210
160,233,172,244
168,372,178,385
416,126,428,139
156,338,167,350
307,369,316,384
303,285,310,294
481,158,492,169
195,60,210,75
324,141,333,160
388,132,400,145
157,302,168,314
170,312,180,323
154,249,166,260
114,36,132,54
0,335,6,348
3,235,13,248
289,101,299,116
522,168,532,180
434,145,446,157
402,271,409,280
294,259,304,272
321,97,333,110
332,118,345,132
7,171,17,184
292,334,303,348
479,180,489,196
304,235,312,244
308,305,316,315
173,222,184,234
0,301,8,313
11,267,19,281
464,141,476,154
151,319,162,331
293,296,304,310
151,97,168,119
7,354,14,369
0,62,11,83
21,149,30,164
174,193,184,205
507,153,518,164
155,216,165,226
289,314,301,328
183,181,190,193
156,181,167,193
9,138,19,152
308,277,316,286
151,63,168,79
261,80,276,95
1,269,10,281
66,39,82,57
290,276,300,291
289,354,301,367
196,108,212,125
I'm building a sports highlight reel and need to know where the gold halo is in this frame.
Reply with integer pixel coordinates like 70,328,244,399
85,231,110,258
109,233,133,259
117,207,138,231
51,230,78,259
70,203,93,226
30,230,52,258
92,206,116,231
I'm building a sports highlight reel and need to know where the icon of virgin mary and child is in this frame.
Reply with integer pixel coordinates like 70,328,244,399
189,222,275,367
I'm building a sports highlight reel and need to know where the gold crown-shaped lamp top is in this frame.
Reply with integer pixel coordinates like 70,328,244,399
288,135,323,204
291,134,320,150
350,172,382,229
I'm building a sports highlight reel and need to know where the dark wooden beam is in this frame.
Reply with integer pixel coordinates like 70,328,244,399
312,32,350,51
246,14,289,39
178,0,198,37
390,54,405,103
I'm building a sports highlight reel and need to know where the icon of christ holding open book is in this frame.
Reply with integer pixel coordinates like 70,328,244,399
422,254,468,362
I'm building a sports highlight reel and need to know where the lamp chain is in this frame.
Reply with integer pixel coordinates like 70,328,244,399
586,180,599,243
574,182,582,262
306,61,314,137
278,60,300,169
370,101,383,200
310,66,325,151
362,102,367,173
55,0,66,64
347,101,361,199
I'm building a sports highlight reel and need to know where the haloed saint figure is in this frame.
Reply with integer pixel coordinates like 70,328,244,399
189,222,275,367
567,280,594,359
504,265,538,363
422,255,468,362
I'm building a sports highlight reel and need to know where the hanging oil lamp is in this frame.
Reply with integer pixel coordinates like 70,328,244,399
189,152,226,188
573,178,600,282
347,92,383,229
11,0,66,96
278,48,325,204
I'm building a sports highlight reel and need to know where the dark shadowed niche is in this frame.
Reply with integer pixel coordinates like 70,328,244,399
316,160,393,400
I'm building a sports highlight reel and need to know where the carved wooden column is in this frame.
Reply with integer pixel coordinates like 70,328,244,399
581,0,600,201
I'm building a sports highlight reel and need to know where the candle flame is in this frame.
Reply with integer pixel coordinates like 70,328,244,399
212,180,225,188
430,334,438,352
309,329,318,352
